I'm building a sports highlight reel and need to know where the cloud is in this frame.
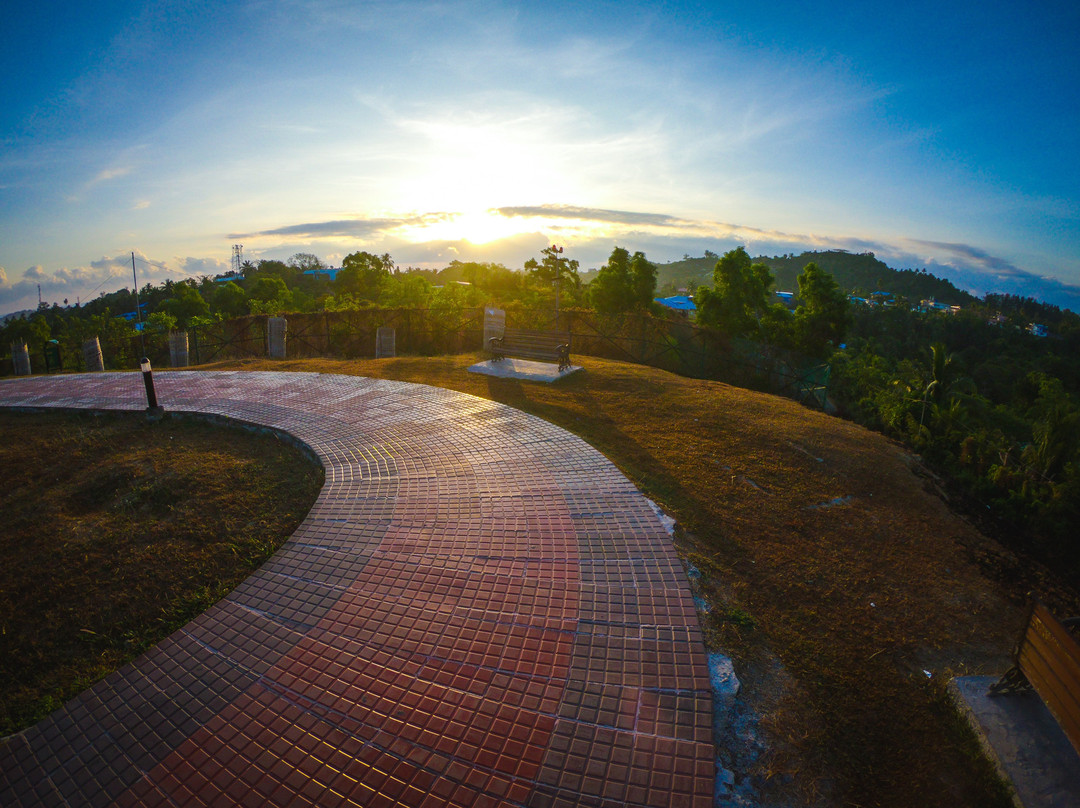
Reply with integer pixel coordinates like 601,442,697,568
0,267,6,286
494,205,686,227
229,213,452,241
906,239,1031,281
0,252,205,311
178,256,229,276
89,166,132,186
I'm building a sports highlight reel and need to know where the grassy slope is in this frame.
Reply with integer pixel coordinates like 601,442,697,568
193,354,1032,807
0,410,323,737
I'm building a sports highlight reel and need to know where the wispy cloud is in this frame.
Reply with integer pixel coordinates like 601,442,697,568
228,214,452,241
89,166,131,185
494,205,687,227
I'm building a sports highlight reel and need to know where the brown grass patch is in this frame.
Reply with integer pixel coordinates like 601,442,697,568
186,353,1067,807
0,409,322,737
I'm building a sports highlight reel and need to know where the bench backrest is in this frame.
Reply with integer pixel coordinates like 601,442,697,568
1017,601,1080,757
499,327,570,349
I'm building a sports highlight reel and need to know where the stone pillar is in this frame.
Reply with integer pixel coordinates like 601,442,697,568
375,326,396,358
483,308,505,348
82,336,105,372
267,317,287,359
11,341,31,376
168,331,189,368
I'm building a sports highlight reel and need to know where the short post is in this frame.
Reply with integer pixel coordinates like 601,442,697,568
140,357,164,418
83,336,105,372
375,326,396,358
267,317,287,359
168,330,189,367
11,341,31,375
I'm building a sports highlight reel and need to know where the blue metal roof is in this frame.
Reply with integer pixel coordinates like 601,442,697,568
655,295,697,311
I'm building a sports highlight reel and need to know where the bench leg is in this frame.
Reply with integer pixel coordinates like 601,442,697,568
988,665,1032,696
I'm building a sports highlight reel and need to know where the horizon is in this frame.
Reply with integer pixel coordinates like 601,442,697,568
3,1,1079,314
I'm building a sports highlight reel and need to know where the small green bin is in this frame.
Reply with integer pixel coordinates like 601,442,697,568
43,340,62,373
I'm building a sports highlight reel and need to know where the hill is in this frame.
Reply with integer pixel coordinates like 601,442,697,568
656,249,978,305
192,354,1068,808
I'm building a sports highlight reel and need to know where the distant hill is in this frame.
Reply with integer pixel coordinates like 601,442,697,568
655,250,978,306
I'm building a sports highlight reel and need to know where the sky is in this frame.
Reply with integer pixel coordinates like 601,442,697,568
2,0,1080,314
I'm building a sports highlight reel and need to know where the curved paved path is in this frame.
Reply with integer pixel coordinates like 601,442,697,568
0,371,713,808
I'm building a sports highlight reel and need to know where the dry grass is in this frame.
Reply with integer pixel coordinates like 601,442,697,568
188,353,1060,807
0,409,323,737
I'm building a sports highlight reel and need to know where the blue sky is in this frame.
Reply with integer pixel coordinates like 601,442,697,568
3,0,1079,312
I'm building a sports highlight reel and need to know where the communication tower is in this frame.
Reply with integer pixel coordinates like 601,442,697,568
232,244,243,277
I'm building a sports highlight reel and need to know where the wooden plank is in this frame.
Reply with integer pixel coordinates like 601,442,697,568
1019,642,1080,748
1017,603,1080,756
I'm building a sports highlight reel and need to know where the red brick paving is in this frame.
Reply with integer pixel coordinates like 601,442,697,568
0,371,713,807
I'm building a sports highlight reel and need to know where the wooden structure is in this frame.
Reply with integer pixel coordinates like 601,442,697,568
990,599,1080,757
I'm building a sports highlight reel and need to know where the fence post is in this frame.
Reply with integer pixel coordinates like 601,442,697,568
267,316,287,359
11,341,31,375
82,336,105,372
376,326,396,358
168,331,189,367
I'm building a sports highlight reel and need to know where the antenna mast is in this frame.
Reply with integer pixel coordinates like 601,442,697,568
232,244,243,277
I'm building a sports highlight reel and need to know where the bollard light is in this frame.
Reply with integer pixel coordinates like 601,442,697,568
140,357,160,411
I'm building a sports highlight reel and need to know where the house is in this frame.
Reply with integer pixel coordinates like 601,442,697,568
1028,323,1048,337
303,267,342,283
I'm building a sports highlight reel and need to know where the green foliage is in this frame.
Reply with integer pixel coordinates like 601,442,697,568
145,312,178,334
589,247,635,314
588,247,658,314
695,247,776,338
793,261,852,358
212,281,249,319
158,283,209,329
334,251,394,301
525,246,580,289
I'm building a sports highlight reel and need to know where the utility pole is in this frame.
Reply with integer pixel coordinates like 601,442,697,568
132,252,146,357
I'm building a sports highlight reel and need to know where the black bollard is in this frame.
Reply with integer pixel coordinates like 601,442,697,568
140,357,164,418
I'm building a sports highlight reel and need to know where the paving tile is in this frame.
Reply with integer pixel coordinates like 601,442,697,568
0,371,714,806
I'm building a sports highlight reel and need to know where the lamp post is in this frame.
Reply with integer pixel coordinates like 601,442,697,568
551,244,563,317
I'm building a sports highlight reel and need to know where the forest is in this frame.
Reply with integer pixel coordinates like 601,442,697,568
4,245,1079,584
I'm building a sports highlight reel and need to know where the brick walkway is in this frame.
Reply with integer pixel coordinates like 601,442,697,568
0,371,713,807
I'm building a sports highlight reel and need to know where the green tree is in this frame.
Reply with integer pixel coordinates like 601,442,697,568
695,247,775,337
630,251,658,309
213,281,249,319
247,276,293,315
158,283,210,329
525,246,580,308
589,247,634,314
334,252,394,301
287,253,325,272
588,247,657,314
792,261,851,358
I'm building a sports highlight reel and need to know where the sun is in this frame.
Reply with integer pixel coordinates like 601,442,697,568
399,209,539,245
